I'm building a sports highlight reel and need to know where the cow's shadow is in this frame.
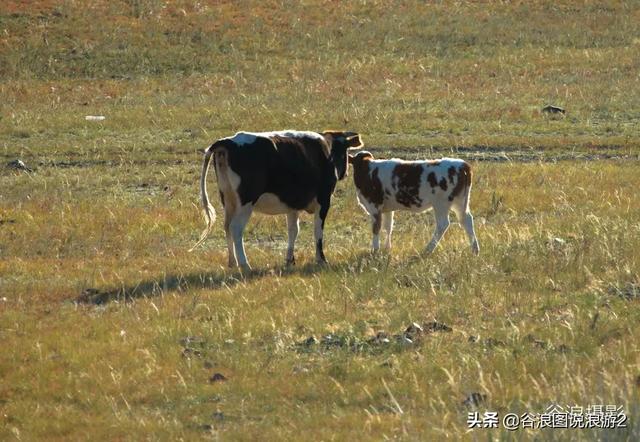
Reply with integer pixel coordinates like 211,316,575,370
73,253,391,305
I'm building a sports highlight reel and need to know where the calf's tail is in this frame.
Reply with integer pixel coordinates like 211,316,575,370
189,145,217,251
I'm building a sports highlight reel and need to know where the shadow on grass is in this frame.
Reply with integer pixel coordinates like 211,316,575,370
73,254,385,305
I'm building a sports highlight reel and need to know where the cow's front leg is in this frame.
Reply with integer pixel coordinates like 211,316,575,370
313,205,329,264
285,211,299,266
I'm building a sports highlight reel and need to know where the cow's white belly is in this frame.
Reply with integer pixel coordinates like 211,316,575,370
254,193,291,215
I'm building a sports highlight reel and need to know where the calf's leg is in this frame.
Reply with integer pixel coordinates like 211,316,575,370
371,211,382,252
462,211,479,255
453,201,480,255
382,211,394,250
426,207,450,254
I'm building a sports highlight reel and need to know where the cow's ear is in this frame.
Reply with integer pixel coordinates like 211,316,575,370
346,134,363,148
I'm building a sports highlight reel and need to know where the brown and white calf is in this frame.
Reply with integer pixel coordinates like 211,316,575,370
348,151,479,255
191,130,363,269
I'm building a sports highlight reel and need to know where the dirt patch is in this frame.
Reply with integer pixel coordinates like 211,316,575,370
296,320,453,354
36,159,188,169
609,282,640,301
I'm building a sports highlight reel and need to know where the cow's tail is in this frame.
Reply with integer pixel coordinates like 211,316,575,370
189,144,218,251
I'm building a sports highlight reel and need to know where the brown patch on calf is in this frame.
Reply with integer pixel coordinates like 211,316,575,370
393,163,423,207
449,162,472,202
427,172,438,188
448,166,456,184
351,153,383,206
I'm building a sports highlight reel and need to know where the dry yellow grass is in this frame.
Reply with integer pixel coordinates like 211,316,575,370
2,160,639,440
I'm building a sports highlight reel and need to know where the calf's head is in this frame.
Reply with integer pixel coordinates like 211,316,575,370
323,131,364,180
347,150,374,165
348,151,384,206
348,150,375,175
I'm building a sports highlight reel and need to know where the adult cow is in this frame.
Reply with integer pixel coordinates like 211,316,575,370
191,130,363,269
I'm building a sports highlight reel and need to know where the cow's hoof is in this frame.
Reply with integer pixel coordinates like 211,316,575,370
285,257,296,267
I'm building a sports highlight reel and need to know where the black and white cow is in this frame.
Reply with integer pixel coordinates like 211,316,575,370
348,151,479,255
191,130,363,269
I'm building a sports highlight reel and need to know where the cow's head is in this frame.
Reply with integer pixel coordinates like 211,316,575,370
322,131,364,180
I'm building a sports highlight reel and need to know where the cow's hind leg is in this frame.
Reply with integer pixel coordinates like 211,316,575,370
230,203,253,270
382,211,394,250
223,208,237,268
285,211,299,265
426,206,450,254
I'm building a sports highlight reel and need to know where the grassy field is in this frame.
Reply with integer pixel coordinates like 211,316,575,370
2,1,640,440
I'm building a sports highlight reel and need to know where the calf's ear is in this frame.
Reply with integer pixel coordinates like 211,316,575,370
346,133,363,148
